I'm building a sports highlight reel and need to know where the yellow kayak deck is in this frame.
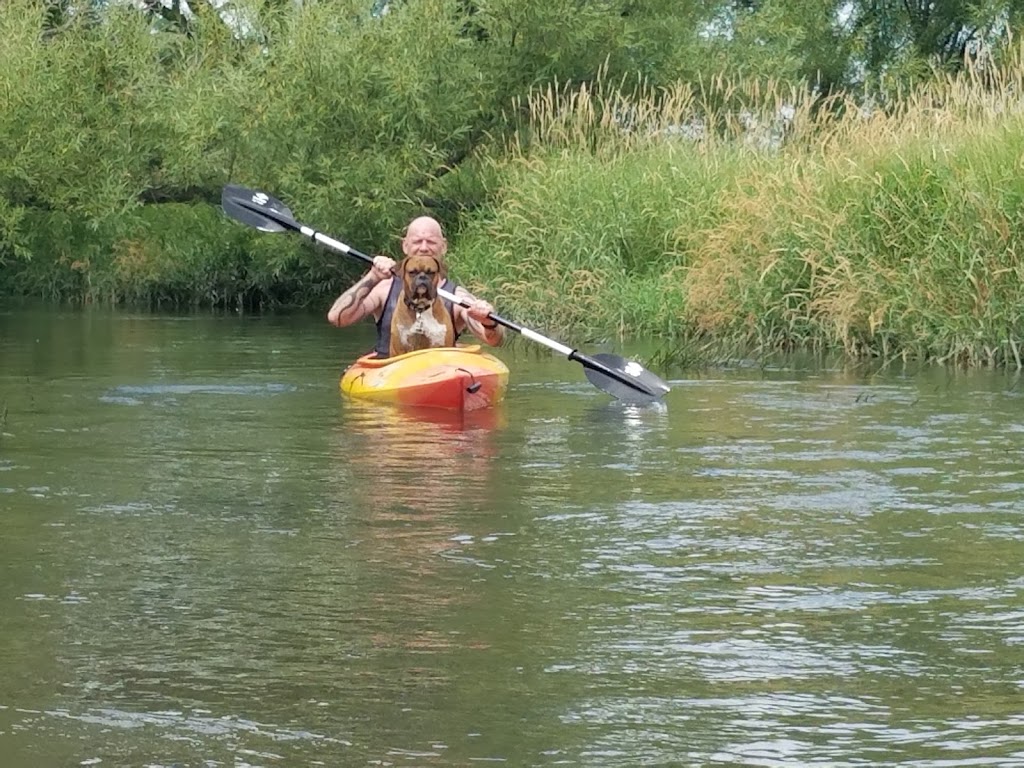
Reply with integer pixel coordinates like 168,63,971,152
340,345,509,411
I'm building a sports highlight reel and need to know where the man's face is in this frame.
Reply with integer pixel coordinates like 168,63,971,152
403,223,446,258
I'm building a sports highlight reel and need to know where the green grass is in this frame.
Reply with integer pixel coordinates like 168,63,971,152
452,52,1024,369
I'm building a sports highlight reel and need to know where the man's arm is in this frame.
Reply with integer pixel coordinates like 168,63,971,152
327,257,394,327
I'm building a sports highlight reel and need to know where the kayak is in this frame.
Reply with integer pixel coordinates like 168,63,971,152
339,345,509,411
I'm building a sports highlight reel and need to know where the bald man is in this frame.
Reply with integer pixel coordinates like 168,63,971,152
327,216,503,357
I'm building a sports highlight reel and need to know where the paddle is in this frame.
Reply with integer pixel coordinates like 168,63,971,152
221,184,671,402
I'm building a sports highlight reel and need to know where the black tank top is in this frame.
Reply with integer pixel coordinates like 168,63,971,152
373,277,460,357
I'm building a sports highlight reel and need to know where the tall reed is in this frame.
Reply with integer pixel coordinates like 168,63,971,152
456,43,1024,367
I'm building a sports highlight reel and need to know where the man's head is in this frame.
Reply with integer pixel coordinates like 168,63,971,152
402,216,448,261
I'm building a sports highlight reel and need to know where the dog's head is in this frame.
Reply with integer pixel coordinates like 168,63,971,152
399,254,446,312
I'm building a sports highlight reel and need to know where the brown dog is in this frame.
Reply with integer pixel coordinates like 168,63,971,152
389,254,455,357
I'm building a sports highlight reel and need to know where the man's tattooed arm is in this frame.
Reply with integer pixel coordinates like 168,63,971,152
328,274,379,327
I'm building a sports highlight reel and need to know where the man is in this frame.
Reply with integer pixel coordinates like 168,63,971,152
327,216,503,356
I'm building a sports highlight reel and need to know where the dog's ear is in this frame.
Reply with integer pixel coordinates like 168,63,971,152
432,255,448,281
395,256,411,277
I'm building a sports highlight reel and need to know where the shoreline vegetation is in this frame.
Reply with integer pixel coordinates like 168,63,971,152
464,62,1024,371
2,2,1024,369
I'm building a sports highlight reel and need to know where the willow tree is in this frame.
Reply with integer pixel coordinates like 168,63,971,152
703,0,1024,96
0,0,722,303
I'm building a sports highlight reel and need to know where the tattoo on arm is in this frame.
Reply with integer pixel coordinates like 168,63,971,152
334,276,376,317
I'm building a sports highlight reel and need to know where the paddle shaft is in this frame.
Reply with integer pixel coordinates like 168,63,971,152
223,186,668,400
297,223,656,389
305,224,576,356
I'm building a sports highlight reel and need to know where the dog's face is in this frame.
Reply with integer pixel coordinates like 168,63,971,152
400,255,444,312
391,253,454,356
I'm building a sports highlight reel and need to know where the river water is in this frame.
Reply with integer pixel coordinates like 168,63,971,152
2,303,1024,767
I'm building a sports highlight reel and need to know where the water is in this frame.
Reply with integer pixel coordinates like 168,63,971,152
2,303,1024,767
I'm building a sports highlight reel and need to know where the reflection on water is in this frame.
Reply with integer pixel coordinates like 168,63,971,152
100,382,297,406
330,399,505,528
336,400,505,500
326,401,506,663
3,307,1024,766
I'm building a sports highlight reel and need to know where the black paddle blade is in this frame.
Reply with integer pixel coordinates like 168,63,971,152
583,353,671,403
221,185,296,233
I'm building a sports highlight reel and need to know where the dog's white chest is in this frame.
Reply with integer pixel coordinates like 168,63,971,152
400,310,449,347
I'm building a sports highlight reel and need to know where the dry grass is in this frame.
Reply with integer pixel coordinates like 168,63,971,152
455,42,1024,367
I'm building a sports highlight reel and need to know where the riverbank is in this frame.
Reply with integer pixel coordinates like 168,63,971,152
4,4,1024,368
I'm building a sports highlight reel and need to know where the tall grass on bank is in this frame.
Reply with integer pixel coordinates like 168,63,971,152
456,50,1024,368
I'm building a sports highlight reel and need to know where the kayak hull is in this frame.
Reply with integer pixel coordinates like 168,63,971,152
340,345,509,411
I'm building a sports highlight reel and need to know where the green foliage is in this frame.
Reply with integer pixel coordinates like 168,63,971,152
456,147,699,336
701,0,851,93
4,0,1024,370
853,0,1024,90
7,201,337,308
0,0,722,308
450,49,1024,368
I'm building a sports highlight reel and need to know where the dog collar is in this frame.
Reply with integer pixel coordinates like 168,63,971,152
404,295,434,313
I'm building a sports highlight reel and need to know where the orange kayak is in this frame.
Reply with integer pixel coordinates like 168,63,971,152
339,345,509,411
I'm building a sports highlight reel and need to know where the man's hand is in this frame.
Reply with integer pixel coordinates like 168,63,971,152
466,299,502,344
465,299,497,325
370,255,396,282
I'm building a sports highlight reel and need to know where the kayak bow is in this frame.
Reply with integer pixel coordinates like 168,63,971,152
340,345,509,411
